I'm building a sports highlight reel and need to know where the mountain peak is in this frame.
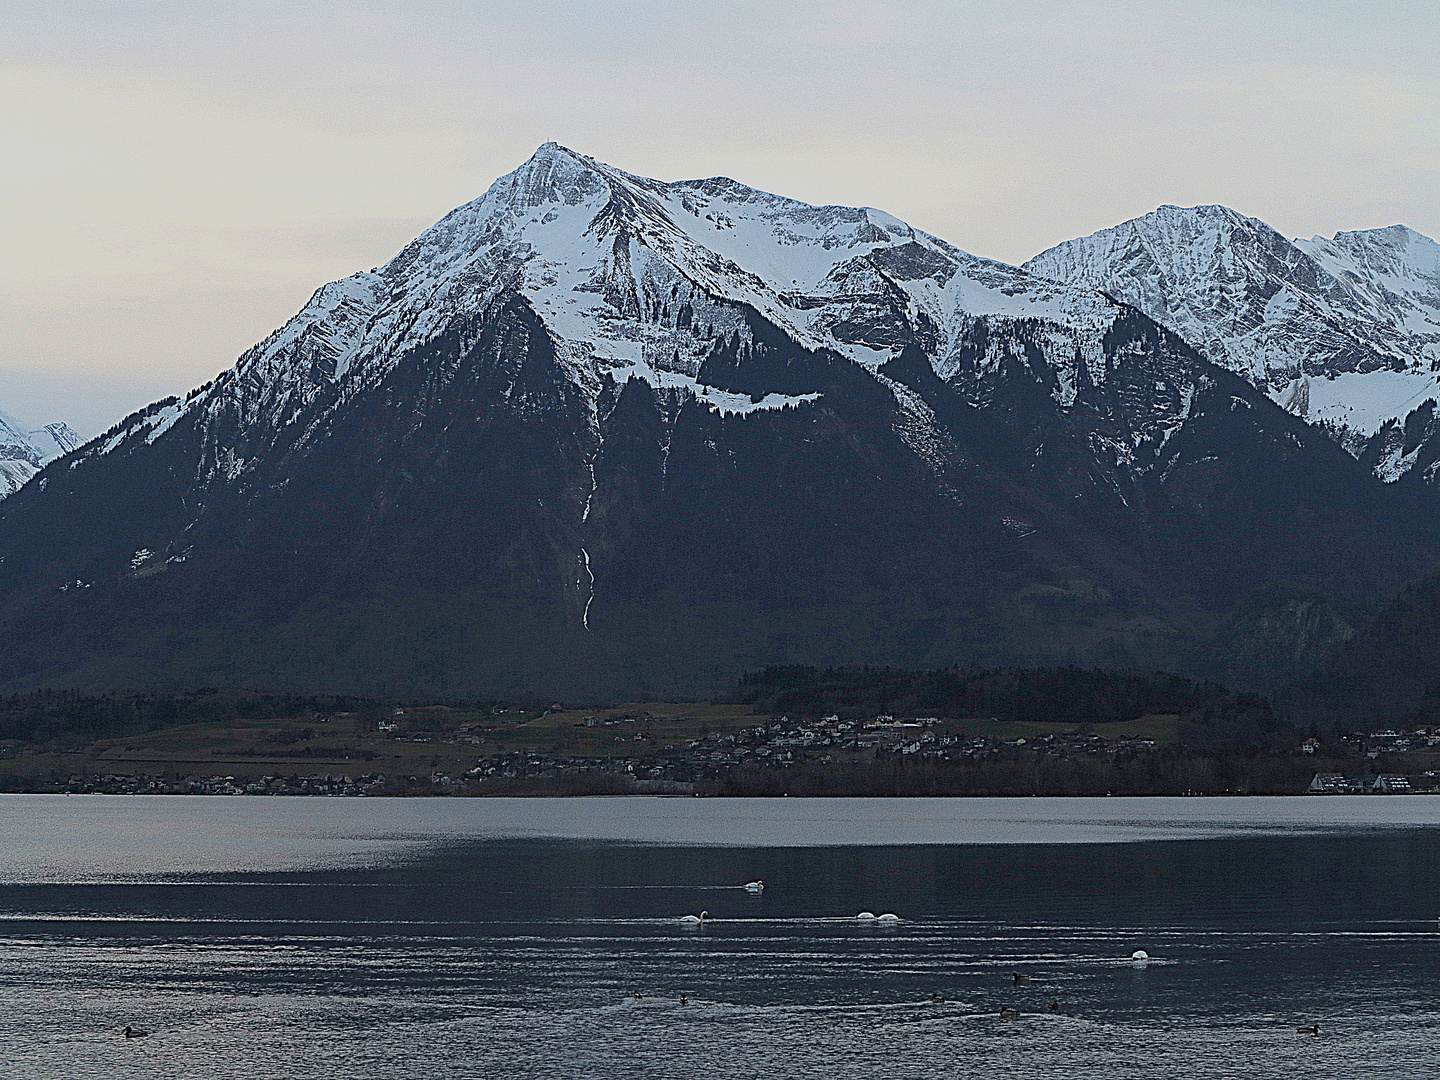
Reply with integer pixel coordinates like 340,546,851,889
1027,205,1284,274
491,141,613,210
1156,202,1241,217
1322,224,1440,275
1333,223,1426,243
0,409,82,498
1148,203,1252,225
1026,204,1440,475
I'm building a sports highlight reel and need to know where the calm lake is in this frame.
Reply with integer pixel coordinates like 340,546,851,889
1,795,1437,1078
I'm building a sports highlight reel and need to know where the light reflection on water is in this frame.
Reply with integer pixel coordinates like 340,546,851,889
0,796,1437,1078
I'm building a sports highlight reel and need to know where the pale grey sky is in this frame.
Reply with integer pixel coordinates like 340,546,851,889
3,0,1437,434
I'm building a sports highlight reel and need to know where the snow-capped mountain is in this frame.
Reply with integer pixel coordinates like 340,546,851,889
1023,205,1440,480
0,410,82,498
0,146,1431,697
76,143,1127,471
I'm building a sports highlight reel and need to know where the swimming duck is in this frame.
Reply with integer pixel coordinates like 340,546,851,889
1297,1024,1319,1036
123,1026,148,1039
931,992,945,1003
1013,973,1031,984
999,1007,1020,1020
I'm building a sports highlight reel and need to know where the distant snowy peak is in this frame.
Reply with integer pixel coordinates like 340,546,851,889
0,412,82,498
28,422,83,460
1296,225,1440,345
1023,205,1440,480
1023,204,1421,390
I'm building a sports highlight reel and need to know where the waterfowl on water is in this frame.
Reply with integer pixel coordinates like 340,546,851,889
1013,973,1031,984
123,1026,148,1039
680,996,688,1005
876,913,900,923
930,993,945,1003
1131,950,1149,961
856,912,877,921
678,911,708,925
1297,1024,1320,1036
744,880,765,893
999,1007,1020,1020
1047,1001,1061,1013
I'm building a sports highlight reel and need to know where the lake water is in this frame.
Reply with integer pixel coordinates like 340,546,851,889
1,795,1437,1078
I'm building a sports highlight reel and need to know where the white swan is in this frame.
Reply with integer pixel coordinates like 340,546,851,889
856,911,877,921
1131,949,1149,961
744,880,765,893
876,913,900,923
679,910,709,925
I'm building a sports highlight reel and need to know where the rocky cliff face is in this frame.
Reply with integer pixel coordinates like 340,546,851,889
0,147,1431,697
1024,206,1440,481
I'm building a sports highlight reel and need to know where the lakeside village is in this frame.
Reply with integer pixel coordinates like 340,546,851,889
27,709,1440,797
1303,729,1440,793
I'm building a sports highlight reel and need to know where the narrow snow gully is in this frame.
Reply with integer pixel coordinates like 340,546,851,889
579,547,595,632
582,460,596,523
579,458,597,632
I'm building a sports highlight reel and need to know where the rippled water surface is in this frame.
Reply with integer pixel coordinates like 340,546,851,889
1,795,1437,1078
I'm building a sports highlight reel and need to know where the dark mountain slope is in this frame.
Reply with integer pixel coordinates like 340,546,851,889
1279,572,1440,726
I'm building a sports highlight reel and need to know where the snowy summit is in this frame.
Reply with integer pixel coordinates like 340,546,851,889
1025,205,1440,480
0,410,81,499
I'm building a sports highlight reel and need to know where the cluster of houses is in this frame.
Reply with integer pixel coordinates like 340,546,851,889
1298,729,1440,755
1306,773,1432,795
1336,728,1440,756
683,714,1158,762
1302,726,1440,792
446,714,1164,789
52,772,391,796
50,713,1440,798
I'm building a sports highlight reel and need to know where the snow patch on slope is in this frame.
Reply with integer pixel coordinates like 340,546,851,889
1299,370,1440,437
609,361,821,416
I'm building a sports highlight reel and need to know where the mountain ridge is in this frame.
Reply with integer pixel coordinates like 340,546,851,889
1,146,1434,699
1023,204,1440,481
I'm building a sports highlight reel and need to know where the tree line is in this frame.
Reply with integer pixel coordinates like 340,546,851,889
0,688,381,747
732,664,1294,751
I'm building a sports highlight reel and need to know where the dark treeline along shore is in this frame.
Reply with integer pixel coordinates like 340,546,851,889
1,665,1431,798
